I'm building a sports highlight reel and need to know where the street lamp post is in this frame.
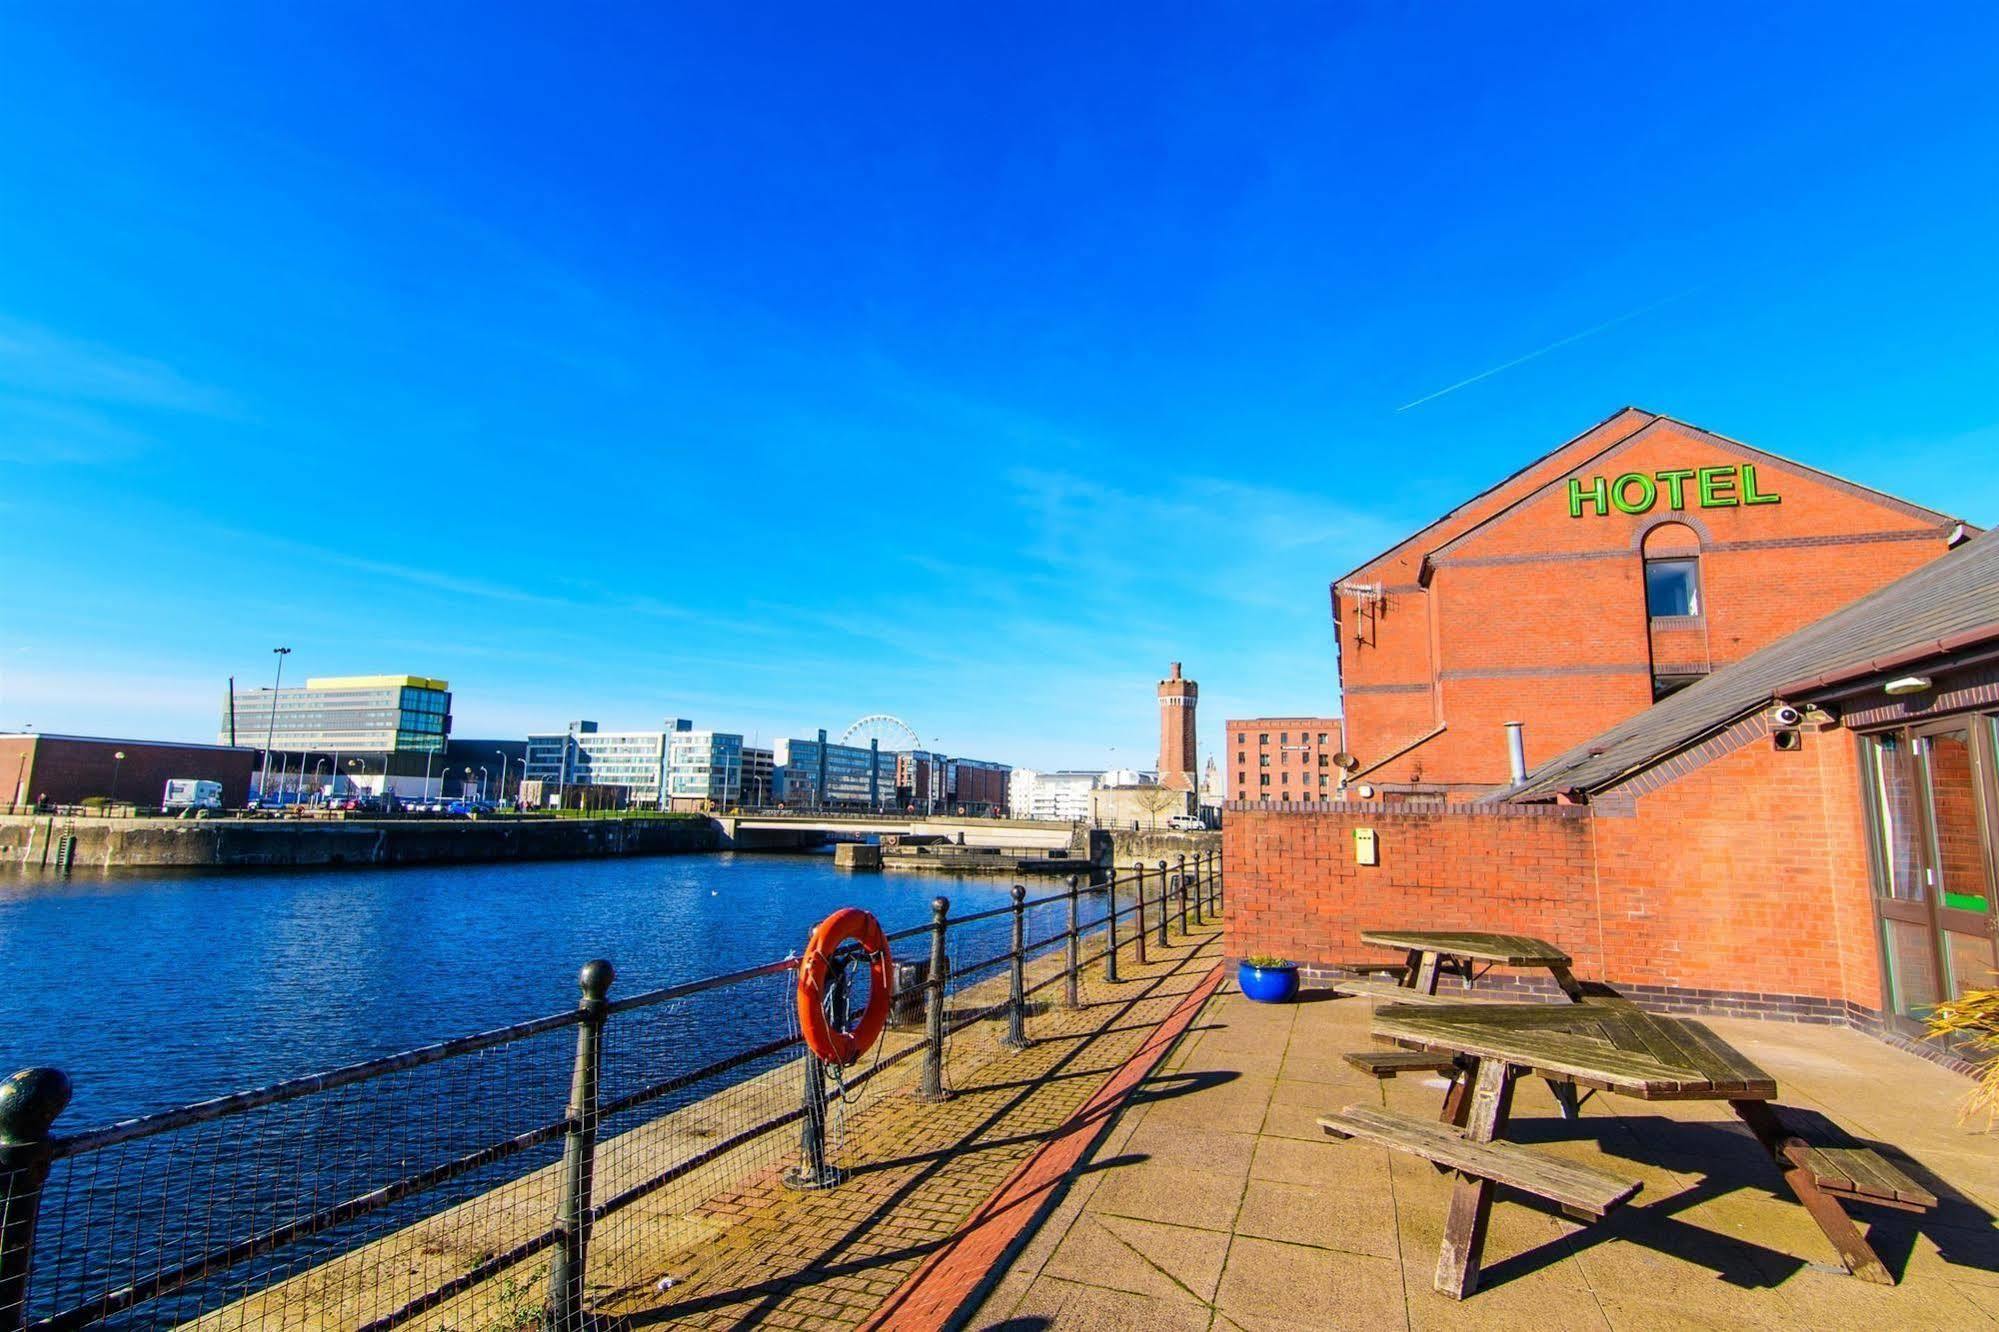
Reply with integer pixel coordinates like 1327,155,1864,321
495,750,508,806
110,750,125,804
312,758,328,803
346,758,363,801
259,647,291,800
477,766,490,803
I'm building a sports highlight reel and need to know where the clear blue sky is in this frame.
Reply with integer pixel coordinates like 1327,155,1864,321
3,5,1996,770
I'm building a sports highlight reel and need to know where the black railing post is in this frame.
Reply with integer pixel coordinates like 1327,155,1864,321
1155,860,1170,950
1001,884,1029,1049
913,896,953,1102
1064,875,1081,1009
786,958,848,1190
0,1068,69,1332
549,959,613,1331
1188,851,1203,927
1131,862,1148,966
1104,868,1121,983
1176,854,1189,935
1213,850,1224,915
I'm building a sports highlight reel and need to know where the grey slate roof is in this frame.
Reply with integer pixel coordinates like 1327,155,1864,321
1501,523,1999,801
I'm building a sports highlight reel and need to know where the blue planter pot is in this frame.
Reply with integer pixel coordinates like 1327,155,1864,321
1237,961,1299,1004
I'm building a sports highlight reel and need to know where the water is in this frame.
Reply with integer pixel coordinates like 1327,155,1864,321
0,851,1081,1130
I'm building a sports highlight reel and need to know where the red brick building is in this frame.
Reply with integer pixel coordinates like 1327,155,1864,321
1223,717,1344,804
1333,408,1969,798
2,733,258,811
1231,488,1999,1053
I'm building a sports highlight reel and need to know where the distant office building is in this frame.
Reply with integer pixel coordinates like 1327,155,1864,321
667,730,743,810
740,746,776,807
900,751,1011,814
773,730,895,810
524,719,691,808
3,733,257,810
1101,767,1156,789
897,750,947,812
219,674,452,798
946,757,1010,815
1007,769,1098,822
1227,717,1345,803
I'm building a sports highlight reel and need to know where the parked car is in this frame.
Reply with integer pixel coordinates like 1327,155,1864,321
1167,814,1207,831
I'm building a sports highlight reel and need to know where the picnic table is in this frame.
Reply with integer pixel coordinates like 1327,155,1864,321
1354,928,1587,1001
1322,999,1936,1298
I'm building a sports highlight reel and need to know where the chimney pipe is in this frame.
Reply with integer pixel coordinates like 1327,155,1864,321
1504,721,1526,784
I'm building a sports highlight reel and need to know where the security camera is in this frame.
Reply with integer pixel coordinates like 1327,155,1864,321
1769,704,1803,728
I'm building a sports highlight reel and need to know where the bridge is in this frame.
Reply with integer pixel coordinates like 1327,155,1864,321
710,811,1081,853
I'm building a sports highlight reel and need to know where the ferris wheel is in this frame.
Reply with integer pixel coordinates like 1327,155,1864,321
839,714,925,753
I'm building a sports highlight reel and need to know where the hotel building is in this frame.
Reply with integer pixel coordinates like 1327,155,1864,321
772,731,896,810
1330,408,1967,798
1230,407,1991,1059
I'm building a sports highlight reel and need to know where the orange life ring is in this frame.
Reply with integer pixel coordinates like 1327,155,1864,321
797,907,893,1067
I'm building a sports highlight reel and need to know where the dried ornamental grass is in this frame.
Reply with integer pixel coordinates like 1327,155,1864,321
1925,986,1999,1127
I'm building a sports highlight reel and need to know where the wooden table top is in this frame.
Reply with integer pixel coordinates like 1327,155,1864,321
1360,929,1572,967
1372,1000,1777,1101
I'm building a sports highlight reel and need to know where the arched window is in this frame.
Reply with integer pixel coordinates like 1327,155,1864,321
1641,522,1703,619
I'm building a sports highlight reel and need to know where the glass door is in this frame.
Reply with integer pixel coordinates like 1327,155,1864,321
1922,721,1998,1002
1862,718,1999,1033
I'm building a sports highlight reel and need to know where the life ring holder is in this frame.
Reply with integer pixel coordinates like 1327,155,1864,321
797,907,893,1067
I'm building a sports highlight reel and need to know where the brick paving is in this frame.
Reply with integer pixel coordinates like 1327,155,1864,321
586,914,1228,1328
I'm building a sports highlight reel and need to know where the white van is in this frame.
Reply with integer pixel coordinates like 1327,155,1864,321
1167,814,1206,831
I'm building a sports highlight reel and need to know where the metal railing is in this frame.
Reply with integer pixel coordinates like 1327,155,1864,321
0,851,1222,1330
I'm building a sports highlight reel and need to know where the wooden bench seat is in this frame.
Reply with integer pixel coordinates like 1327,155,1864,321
1330,977,1519,1006
1343,1050,1458,1079
1789,1143,1937,1213
1319,1105,1641,1220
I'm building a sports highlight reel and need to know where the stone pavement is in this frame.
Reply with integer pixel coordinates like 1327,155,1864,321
587,914,1228,1328
971,980,1999,1331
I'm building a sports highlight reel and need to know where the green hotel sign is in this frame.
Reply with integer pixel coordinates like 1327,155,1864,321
1568,463,1781,518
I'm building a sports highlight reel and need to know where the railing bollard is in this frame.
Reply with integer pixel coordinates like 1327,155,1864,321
1104,868,1121,984
1131,862,1148,966
0,1068,70,1332
785,960,848,1190
913,896,953,1102
1001,884,1029,1049
1155,861,1170,950
1176,854,1189,935
1213,849,1224,916
549,959,613,1331
1189,851,1203,927
1064,875,1081,1008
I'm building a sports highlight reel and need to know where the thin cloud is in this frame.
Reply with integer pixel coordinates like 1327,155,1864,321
0,316,236,416
1396,291,1692,412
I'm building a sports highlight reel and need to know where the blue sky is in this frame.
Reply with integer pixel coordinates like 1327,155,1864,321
3,5,1997,770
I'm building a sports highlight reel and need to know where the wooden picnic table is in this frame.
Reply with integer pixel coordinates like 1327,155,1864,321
1327,1000,1932,1298
1359,928,1587,1001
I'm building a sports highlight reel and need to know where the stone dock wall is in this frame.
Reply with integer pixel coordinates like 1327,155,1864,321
0,812,720,872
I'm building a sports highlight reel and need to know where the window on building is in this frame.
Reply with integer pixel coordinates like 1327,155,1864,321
1645,558,1701,617
1236,751,1245,764
1259,733,1268,744
1318,732,1328,743
1281,771,1289,783
1280,732,1288,743
1259,774,1270,786
1236,733,1246,745
1259,755,1270,766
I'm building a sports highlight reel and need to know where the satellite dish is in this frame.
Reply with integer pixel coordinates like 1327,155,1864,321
1332,751,1359,773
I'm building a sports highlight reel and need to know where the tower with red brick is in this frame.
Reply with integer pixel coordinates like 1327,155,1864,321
1158,662,1198,792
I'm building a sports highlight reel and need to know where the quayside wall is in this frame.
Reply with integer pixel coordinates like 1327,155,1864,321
0,813,719,872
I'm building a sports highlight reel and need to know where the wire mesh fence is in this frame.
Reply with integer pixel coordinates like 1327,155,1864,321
0,852,1221,1331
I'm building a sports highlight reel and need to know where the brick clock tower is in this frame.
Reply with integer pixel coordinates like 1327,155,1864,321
1157,662,1198,792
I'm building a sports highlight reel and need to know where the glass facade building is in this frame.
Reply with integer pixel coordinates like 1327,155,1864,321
221,676,451,755
523,720,683,806
667,731,743,806
772,731,896,809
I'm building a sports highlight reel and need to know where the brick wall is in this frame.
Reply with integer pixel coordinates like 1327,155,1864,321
1225,724,1886,1013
